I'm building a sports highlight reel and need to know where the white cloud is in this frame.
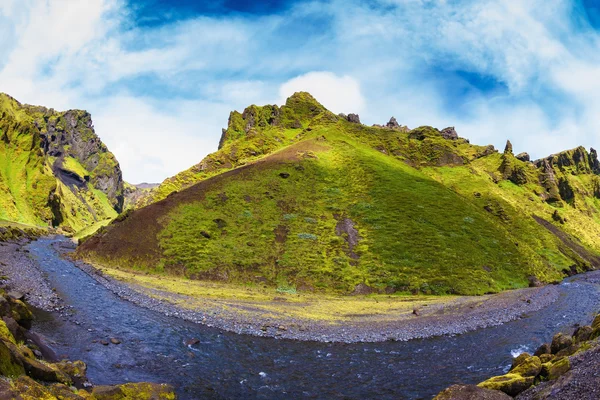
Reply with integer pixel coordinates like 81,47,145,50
278,72,365,115
1,0,600,183
91,95,230,183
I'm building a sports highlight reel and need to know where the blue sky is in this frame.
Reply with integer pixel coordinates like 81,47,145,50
1,0,600,183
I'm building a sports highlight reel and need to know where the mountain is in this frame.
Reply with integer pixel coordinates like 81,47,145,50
77,92,600,295
0,93,123,232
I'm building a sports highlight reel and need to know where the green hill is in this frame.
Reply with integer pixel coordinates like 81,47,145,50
77,93,600,295
0,93,124,233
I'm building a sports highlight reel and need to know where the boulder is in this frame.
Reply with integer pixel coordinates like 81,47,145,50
478,374,535,397
0,319,16,344
510,353,531,370
434,384,511,400
386,117,400,129
527,276,542,287
0,340,25,377
118,382,176,399
440,127,459,140
539,354,554,363
540,357,570,380
516,152,530,162
351,283,375,295
533,343,551,356
550,333,573,354
346,114,361,124
10,300,33,329
556,344,579,358
511,356,541,377
92,385,125,399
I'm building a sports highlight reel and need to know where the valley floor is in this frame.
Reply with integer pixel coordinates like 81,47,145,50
62,241,559,343
0,236,563,343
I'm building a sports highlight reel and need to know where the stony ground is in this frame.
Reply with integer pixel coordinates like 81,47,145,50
0,236,563,343
0,239,60,310
60,242,560,343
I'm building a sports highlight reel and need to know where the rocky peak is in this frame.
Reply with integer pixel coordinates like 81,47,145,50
516,152,530,162
440,127,458,140
346,113,361,124
535,146,598,175
504,140,513,155
386,117,400,129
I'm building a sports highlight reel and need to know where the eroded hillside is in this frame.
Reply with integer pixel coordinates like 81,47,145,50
0,93,124,232
78,92,600,295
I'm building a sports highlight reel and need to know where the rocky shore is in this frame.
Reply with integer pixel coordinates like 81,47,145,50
0,235,177,399
53,240,560,343
435,313,600,399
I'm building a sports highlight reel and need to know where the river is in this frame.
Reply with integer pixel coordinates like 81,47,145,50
28,237,600,399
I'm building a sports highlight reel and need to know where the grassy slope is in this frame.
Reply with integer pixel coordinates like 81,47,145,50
78,93,600,295
0,94,119,233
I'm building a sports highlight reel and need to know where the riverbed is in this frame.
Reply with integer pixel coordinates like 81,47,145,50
25,237,600,399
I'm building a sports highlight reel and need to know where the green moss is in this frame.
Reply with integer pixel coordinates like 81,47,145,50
62,157,89,179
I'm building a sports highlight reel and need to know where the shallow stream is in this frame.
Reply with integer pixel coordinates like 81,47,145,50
28,237,600,399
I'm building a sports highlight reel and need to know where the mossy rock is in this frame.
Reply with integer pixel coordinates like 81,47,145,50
47,383,88,399
92,383,176,400
510,353,531,370
478,373,535,397
54,360,87,381
550,333,573,354
556,343,580,358
511,355,541,377
534,343,551,356
10,300,33,329
434,384,511,399
0,340,25,378
539,353,555,364
119,383,176,399
592,314,600,330
0,320,16,344
573,325,593,343
12,375,58,399
540,357,570,381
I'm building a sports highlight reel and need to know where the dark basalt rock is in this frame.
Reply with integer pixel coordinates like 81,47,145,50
516,152,530,162
440,127,459,140
386,117,400,129
504,140,513,155
346,113,361,124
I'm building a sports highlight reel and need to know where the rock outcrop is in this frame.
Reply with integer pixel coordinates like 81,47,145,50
346,113,361,124
436,311,600,399
440,127,459,140
0,93,124,231
516,152,530,162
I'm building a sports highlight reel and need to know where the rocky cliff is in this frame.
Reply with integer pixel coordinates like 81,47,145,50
0,93,124,232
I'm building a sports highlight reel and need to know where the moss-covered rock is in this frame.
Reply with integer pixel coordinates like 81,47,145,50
478,373,535,396
540,357,570,381
10,300,33,329
0,340,25,378
511,356,541,377
550,333,573,354
573,325,593,343
434,384,511,399
510,352,532,370
118,383,176,400
0,320,16,344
